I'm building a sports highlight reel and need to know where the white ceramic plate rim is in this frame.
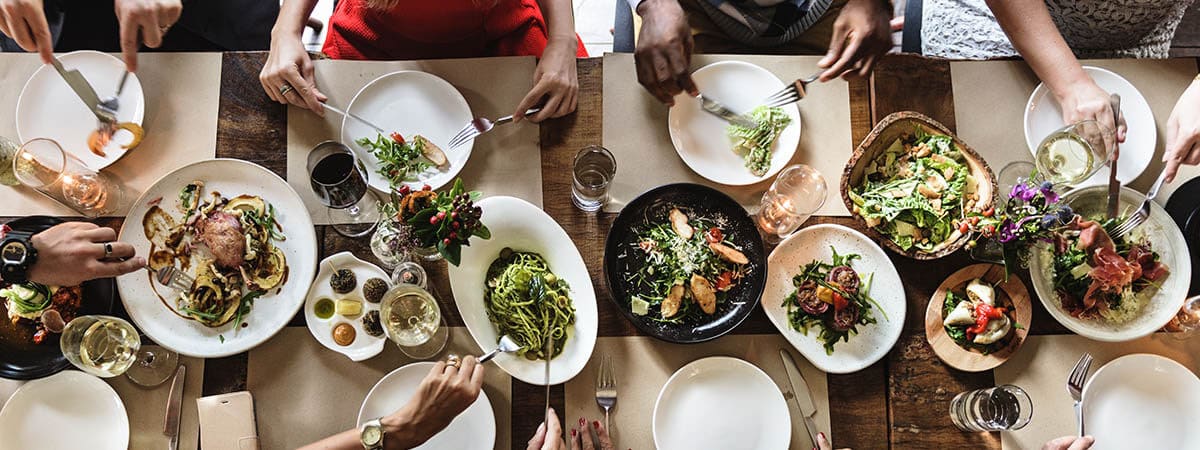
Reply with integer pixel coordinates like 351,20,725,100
116,158,318,357
340,70,473,193
1023,66,1154,186
356,361,495,449
303,252,388,362
0,371,129,450
446,196,598,385
1081,353,1200,449
16,50,145,170
760,224,906,374
652,356,791,450
667,60,801,186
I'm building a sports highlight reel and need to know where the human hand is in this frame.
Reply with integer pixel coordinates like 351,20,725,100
28,222,144,286
1042,435,1095,450
525,408,567,450
1056,78,1127,156
259,32,326,115
568,416,616,450
634,0,697,106
816,431,850,450
816,0,892,81
0,0,53,63
515,37,578,123
1164,78,1200,182
113,0,182,72
384,356,483,447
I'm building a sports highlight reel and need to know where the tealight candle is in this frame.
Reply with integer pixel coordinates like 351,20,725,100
13,138,122,217
755,164,826,242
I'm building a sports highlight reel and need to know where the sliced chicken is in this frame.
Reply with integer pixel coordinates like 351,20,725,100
669,208,693,240
708,242,749,265
661,283,685,319
690,274,717,315
414,135,448,167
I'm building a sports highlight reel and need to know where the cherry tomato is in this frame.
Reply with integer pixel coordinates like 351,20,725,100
983,207,995,217
831,290,849,313
704,227,723,243
958,222,970,234
715,271,734,291
390,132,406,145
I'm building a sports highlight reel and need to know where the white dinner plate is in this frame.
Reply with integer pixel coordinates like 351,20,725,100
668,61,801,186
357,362,495,450
341,71,473,193
653,356,790,450
16,50,145,170
1024,66,1154,186
1083,354,1200,450
761,224,906,374
0,371,128,450
446,196,598,385
117,159,318,357
304,252,389,361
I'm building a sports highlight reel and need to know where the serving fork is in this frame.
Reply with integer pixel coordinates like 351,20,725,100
447,107,541,150
1066,353,1093,436
761,70,824,108
595,355,617,431
1110,168,1167,239
148,266,195,291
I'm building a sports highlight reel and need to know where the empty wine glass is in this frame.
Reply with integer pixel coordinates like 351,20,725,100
307,141,379,237
755,164,826,243
14,138,122,217
1168,296,1200,340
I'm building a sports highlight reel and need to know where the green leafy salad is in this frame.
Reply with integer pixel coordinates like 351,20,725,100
848,130,983,253
783,248,885,354
727,106,792,176
356,132,448,189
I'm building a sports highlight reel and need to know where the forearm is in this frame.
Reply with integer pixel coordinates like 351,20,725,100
298,409,425,450
985,0,1088,99
273,0,320,39
537,0,577,44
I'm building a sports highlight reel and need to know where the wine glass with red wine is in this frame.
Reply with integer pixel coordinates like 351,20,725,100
307,141,379,237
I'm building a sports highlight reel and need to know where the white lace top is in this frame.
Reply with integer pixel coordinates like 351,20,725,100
921,0,1194,59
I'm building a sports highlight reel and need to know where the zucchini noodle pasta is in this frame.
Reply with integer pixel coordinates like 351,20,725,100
484,248,575,360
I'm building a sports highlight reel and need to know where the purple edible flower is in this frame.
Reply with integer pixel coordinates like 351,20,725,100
1010,182,1038,202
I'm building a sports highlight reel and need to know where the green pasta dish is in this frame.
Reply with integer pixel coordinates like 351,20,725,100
727,106,792,176
484,248,575,360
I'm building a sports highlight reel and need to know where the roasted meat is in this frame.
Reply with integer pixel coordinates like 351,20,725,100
197,211,245,269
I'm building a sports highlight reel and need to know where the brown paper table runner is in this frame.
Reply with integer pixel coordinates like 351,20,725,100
247,326,512,450
950,59,1198,195
994,333,1200,450
0,52,221,217
285,57,542,225
600,53,853,215
564,334,831,450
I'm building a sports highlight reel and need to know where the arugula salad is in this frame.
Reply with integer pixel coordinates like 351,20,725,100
848,130,984,253
783,248,885,354
356,132,448,189
727,106,792,177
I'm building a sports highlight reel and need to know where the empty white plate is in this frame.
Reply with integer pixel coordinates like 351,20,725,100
1024,66,1154,186
16,50,145,170
653,356,790,450
0,371,128,450
668,61,801,186
358,362,494,450
341,71,473,193
1083,353,1200,449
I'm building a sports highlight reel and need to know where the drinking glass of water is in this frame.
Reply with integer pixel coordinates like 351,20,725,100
1034,120,1114,186
949,384,1033,432
380,284,449,359
307,141,379,237
755,164,826,243
572,145,616,212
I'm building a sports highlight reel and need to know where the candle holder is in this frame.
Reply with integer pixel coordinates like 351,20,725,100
13,138,123,217
755,164,826,243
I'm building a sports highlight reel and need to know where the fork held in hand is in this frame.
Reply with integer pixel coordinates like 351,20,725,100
447,107,542,150
595,355,617,432
1111,168,1168,239
1066,353,1093,437
762,70,823,108
148,266,194,292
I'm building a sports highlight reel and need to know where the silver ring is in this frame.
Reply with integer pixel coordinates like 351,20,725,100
279,84,294,96
102,242,113,258
159,25,170,33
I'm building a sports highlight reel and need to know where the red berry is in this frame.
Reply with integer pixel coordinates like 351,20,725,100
398,185,411,195
436,211,446,219
450,211,457,219
422,184,432,191
451,221,460,229
449,232,457,240
430,216,439,225
443,238,451,245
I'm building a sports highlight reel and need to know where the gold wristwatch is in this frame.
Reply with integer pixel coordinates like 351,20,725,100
360,418,384,450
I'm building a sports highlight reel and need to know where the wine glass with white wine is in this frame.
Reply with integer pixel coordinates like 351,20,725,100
380,284,450,359
1034,120,1115,186
59,315,178,386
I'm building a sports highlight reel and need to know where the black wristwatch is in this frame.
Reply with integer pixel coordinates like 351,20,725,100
1,229,37,284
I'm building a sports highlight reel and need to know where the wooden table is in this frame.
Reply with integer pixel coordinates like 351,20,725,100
12,52,1200,449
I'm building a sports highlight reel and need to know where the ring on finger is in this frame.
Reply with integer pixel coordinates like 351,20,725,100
446,354,461,369
102,242,114,258
279,84,294,96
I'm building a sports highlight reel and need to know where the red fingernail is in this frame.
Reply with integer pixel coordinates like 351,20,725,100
579,417,586,426
593,420,601,428
819,432,826,439
571,429,577,437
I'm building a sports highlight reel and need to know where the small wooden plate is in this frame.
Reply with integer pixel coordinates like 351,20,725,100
925,264,1032,372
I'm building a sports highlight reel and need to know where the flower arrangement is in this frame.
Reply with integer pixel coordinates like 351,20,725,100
966,175,1072,271
379,178,490,266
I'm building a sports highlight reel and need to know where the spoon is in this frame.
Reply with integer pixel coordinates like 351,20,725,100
479,335,521,363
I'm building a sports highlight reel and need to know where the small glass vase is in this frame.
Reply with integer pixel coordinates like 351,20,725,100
411,244,443,262
370,220,414,270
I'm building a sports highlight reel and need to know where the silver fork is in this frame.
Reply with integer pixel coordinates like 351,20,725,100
447,107,541,150
147,266,195,291
595,355,617,431
761,70,824,108
1111,168,1168,239
98,71,130,117
1066,353,1093,436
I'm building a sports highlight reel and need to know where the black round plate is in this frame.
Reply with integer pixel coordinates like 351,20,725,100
1165,177,1200,296
0,216,117,380
603,183,767,344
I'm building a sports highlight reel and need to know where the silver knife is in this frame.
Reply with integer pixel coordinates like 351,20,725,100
164,365,186,450
543,335,552,418
1105,94,1122,219
779,349,819,448
49,56,116,124
698,95,758,129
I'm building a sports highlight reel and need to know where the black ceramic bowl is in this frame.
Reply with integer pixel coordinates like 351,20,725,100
1165,176,1200,296
603,183,766,343
0,216,116,380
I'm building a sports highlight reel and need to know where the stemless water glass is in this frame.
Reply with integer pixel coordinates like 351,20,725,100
307,141,379,237
997,161,1039,202
572,145,616,212
14,138,123,217
949,384,1033,432
380,284,449,359
1034,120,1114,186
755,164,827,243
1168,296,1200,340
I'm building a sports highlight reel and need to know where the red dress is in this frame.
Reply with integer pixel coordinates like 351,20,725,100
323,0,588,60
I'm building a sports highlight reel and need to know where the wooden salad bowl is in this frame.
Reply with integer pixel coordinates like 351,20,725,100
841,111,997,260
925,264,1032,372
